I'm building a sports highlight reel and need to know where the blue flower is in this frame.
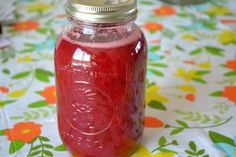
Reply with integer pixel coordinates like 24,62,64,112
193,4,208,11
148,53,161,61
35,38,55,52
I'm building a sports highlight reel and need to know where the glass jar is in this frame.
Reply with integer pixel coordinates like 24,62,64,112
54,0,147,157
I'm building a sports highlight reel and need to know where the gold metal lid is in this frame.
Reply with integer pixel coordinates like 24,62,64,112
66,0,137,23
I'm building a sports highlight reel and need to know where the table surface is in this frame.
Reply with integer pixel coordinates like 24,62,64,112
1,0,236,156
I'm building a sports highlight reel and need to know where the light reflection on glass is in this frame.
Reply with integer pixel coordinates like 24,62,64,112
72,48,91,67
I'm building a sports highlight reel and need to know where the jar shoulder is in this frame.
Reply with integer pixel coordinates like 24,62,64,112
58,23,145,43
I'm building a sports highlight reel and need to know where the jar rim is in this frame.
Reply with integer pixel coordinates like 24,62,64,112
66,0,137,23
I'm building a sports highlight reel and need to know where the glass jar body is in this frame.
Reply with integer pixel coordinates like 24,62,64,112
54,19,147,157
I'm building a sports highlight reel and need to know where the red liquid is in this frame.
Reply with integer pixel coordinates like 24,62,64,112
55,28,147,157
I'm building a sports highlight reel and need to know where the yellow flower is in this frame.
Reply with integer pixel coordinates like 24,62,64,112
181,33,197,41
17,55,32,63
8,89,26,98
198,62,212,69
218,30,236,45
177,85,196,93
28,2,53,12
175,68,201,82
146,85,169,104
131,145,175,157
204,6,232,16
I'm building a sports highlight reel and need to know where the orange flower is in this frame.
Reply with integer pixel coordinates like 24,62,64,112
40,86,56,104
13,20,39,31
144,116,164,128
222,86,236,103
0,86,9,94
226,59,236,71
185,94,195,102
4,122,41,143
143,22,164,32
220,19,236,24
154,6,176,16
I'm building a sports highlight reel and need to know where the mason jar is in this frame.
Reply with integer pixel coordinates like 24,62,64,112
54,0,147,156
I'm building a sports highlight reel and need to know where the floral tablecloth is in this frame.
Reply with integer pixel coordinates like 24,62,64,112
1,0,236,156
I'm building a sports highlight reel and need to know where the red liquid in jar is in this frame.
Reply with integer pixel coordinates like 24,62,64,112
55,27,147,157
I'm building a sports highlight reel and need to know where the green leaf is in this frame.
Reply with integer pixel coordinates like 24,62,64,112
10,116,23,120
150,46,161,52
185,150,195,155
220,64,227,68
148,100,167,111
174,109,186,115
176,45,184,51
9,140,25,154
197,149,205,155
39,136,50,142
43,144,54,149
158,136,167,146
148,68,164,76
203,155,209,157
35,91,42,95
164,124,171,128
29,150,41,156
54,144,67,151
2,68,10,74
148,63,168,68
11,71,31,79
35,68,54,83
20,48,35,53
196,71,210,75
205,46,224,56
176,120,189,128
177,12,190,17
202,20,216,29
189,141,197,151
209,131,236,146
32,111,40,119
192,78,207,84
162,28,175,38
140,0,154,5
31,145,42,151
192,112,201,121
202,115,210,123
28,100,48,108
224,71,236,76
36,28,50,34
213,115,221,124
24,43,35,47
43,150,53,156
36,68,54,76
171,140,178,145
159,148,178,154
209,91,222,97
190,48,202,55
170,128,184,135
0,100,16,107
23,112,32,121
39,109,49,117
0,129,6,136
